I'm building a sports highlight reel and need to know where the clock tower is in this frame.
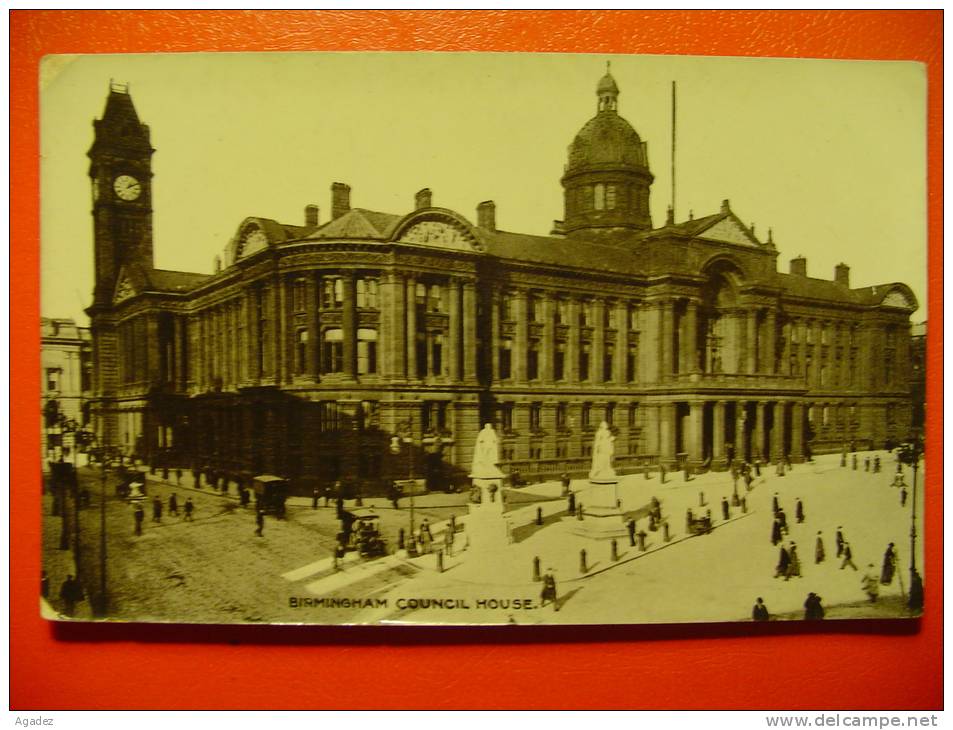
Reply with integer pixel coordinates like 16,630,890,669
88,82,155,307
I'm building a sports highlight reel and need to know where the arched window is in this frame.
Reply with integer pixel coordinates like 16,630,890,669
322,329,343,373
357,328,378,375
594,183,606,210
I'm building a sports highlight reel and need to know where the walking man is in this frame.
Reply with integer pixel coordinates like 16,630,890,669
795,498,804,524
312,487,320,510
840,540,858,571
184,497,194,521
835,526,845,557
852,454,858,470
560,473,571,497
777,507,789,536
752,597,770,622
786,542,802,580
815,531,826,564
134,503,145,535
774,544,790,579
772,493,780,515
804,592,825,620
168,493,179,517
721,497,730,521
152,495,162,523
771,518,782,546
900,486,908,507
255,508,264,537
568,491,577,517
444,524,455,558
881,543,897,585
627,518,636,547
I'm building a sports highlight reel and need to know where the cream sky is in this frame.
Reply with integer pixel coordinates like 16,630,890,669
40,52,927,324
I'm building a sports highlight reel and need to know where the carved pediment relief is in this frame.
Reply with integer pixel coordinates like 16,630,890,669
882,289,915,310
699,217,759,247
397,219,481,252
113,274,136,304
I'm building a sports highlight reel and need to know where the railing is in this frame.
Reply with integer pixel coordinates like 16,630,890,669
667,371,804,391
505,454,658,482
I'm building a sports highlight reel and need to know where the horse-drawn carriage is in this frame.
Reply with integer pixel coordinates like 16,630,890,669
342,508,388,558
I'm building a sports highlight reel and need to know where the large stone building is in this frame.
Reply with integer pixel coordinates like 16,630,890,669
85,74,918,493
41,317,93,463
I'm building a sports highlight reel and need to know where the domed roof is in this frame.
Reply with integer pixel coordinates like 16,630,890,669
566,112,647,170
596,71,619,95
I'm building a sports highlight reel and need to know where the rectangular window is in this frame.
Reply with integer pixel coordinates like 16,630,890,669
359,400,380,430
628,403,638,428
530,403,542,431
320,401,340,432
499,293,513,322
582,402,592,429
606,306,616,330
554,342,566,381
605,403,615,426
46,368,61,392
416,334,428,379
556,442,567,459
429,284,443,313
321,278,343,309
416,282,427,307
292,278,307,312
604,344,614,382
556,403,568,430
606,185,616,210
322,329,344,373
579,343,591,381
579,303,592,328
628,305,639,331
356,278,379,309
431,334,443,376
357,329,378,375
528,295,543,323
627,345,638,382
499,403,514,432
527,340,540,380
555,299,568,326
499,339,512,379
295,329,308,374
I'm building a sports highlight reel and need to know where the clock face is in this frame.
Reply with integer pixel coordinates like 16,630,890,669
113,174,142,201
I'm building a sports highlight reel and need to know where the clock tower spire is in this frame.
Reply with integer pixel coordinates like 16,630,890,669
88,81,155,307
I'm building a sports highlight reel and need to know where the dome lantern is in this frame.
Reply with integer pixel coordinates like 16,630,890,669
597,61,619,113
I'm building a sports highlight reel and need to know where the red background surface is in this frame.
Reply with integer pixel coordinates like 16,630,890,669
10,10,943,710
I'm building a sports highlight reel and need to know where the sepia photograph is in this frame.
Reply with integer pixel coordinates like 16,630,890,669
38,51,927,627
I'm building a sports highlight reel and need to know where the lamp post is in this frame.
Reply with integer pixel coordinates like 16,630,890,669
391,419,417,555
898,434,924,611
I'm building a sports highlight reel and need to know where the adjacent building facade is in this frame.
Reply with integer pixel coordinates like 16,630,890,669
84,75,918,493
41,317,93,463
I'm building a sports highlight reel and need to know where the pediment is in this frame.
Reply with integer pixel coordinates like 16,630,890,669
882,288,915,310
113,272,136,304
396,217,481,252
697,216,759,247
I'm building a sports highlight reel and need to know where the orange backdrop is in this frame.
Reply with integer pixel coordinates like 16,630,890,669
10,10,943,710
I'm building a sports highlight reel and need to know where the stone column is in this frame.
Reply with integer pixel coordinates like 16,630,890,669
688,400,705,466
685,300,699,372
713,400,726,467
567,298,580,382
448,279,461,381
490,287,500,381
406,276,417,380
281,275,294,384
754,401,767,461
541,293,555,382
765,309,777,375
643,403,660,457
592,298,606,384
790,401,804,462
513,289,528,382
735,401,748,461
462,279,477,382
172,315,184,389
659,402,678,468
660,300,674,379
244,290,257,381
342,272,357,378
747,308,759,374
771,401,786,462
615,300,629,383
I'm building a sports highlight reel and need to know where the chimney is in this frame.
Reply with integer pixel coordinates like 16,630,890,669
331,182,351,220
835,263,850,287
721,199,731,214
477,200,496,231
305,204,320,227
790,255,807,277
415,188,432,210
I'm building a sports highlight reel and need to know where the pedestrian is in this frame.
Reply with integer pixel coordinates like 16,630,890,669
333,541,345,570
561,472,571,496
771,518,782,546
774,544,790,579
312,487,320,510
815,531,826,564
168,493,179,516
59,574,81,616
752,597,770,621
795,498,804,523
880,543,897,585
540,569,558,611
772,493,780,515
334,483,344,519
239,487,249,508
874,455,881,473
627,518,636,547
754,460,761,477
835,526,845,557
568,491,576,517
721,497,730,521
900,486,908,507
864,457,870,472
255,508,264,537
41,570,50,599
786,542,802,580
686,507,694,532
152,495,162,522
184,497,194,521
419,519,433,554
389,482,401,510
134,503,145,535
840,540,858,571
804,592,825,620
852,454,858,470
176,467,182,485
650,496,662,522
777,507,788,535
443,524,455,557
862,564,880,602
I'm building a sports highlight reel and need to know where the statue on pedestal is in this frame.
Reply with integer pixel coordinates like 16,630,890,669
470,423,505,480
589,421,617,483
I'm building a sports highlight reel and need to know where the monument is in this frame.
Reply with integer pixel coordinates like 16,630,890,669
571,421,628,539
465,424,510,551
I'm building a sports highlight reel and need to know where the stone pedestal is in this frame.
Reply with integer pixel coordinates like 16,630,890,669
567,478,628,540
465,475,509,552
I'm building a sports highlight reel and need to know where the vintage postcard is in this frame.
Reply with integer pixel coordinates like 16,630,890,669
39,52,926,626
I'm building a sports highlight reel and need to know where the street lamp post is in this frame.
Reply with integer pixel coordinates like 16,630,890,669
898,434,924,612
391,419,417,555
